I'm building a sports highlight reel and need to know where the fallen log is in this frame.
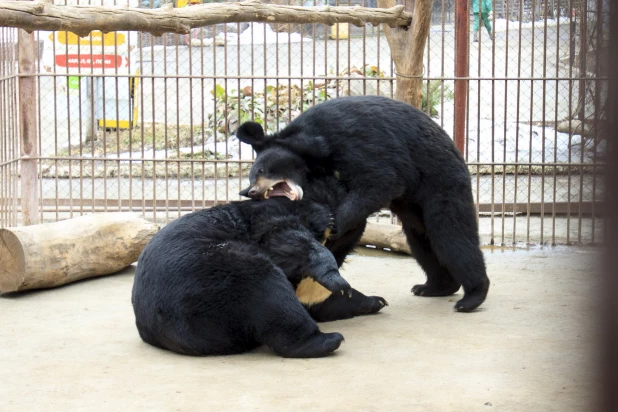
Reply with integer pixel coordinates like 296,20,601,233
358,221,411,255
0,213,159,294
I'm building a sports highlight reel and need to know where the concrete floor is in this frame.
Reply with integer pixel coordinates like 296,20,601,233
0,246,600,411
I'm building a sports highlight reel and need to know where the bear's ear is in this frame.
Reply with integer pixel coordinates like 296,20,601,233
236,121,267,151
239,187,250,197
282,135,330,160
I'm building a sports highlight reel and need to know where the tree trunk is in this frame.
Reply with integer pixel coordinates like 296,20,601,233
0,213,159,294
377,0,433,108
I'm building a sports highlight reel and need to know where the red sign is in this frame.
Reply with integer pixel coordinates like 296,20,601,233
55,54,125,69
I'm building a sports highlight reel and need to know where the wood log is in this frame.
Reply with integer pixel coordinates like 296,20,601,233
358,221,412,255
0,213,159,294
0,0,412,38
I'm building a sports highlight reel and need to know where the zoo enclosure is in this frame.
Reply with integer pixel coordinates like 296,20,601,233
0,0,608,246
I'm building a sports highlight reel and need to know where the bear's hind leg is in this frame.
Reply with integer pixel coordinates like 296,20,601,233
251,272,344,358
421,194,490,312
392,200,461,297
405,227,461,297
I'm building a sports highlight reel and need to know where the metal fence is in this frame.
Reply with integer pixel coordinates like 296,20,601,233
0,27,20,228
0,0,607,246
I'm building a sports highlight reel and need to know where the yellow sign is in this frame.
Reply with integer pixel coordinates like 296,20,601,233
49,31,126,47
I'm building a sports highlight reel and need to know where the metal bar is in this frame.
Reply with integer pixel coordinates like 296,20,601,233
163,32,170,223
200,23,207,210
453,0,468,153
22,199,603,217
591,0,603,244
17,27,39,225
577,0,588,244
150,29,156,223
23,157,607,167
489,0,496,245
566,0,575,244
540,0,549,245
0,74,19,82
126,16,133,219
76,28,84,220
501,0,512,246
189,24,196,214
114,10,121,217
0,159,21,167
101,28,108,214
53,31,59,223
477,201,601,216
526,0,538,245
18,72,610,81
12,63,19,227
175,31,181,221
552,0,562,245
512,0,524,245
138,31,146,220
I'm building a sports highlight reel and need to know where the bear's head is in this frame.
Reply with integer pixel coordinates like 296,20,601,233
236,121,329,201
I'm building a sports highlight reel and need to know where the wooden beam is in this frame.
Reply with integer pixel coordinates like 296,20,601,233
0,0,412,37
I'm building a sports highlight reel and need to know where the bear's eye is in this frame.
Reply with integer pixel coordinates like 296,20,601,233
257,168,264,175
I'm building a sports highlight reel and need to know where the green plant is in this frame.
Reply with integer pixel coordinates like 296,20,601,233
422,80,454,118
210,67,455,135
210,64,386,133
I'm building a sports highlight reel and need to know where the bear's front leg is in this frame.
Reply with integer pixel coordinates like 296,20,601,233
331,190,389,240
306,240,352,296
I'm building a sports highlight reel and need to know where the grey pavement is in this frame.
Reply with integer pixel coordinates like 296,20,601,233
0,246,600,411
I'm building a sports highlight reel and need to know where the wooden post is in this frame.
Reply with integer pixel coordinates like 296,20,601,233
378,0,433,109
453,0,469,153
18,27,39,225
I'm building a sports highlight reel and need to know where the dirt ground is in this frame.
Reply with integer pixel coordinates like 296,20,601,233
0,246,601,411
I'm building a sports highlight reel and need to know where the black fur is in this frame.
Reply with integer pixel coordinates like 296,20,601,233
131,179,386,358
236,95,490,312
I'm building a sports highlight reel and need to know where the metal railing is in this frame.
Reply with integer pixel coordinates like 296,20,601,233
0,0,607,246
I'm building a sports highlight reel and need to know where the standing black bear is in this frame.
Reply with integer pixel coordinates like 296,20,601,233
236,95,490,312
132,177,386,358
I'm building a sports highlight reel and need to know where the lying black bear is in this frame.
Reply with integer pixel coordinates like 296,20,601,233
237,95,490,312
131,178,386,358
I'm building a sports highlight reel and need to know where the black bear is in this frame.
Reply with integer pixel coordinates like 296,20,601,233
131,177,387,358
236,95,490,312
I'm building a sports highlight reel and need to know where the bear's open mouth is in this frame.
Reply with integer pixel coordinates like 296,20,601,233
263,181,304,201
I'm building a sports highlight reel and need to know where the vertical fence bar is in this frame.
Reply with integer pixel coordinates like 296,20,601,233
453,0,468,153
526,0,536,245
36,30,43,223
18,28,39,226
